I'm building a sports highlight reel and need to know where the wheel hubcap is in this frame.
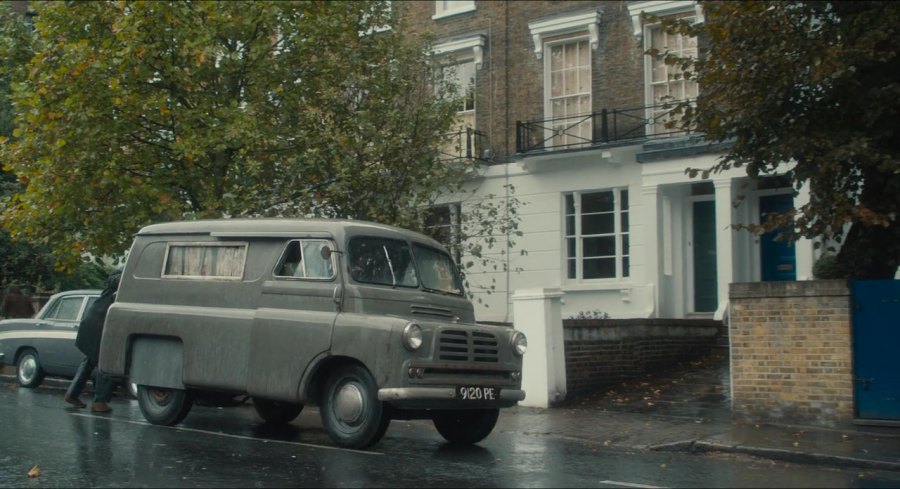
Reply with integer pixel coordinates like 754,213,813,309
18,357,35,383
334,382,364,425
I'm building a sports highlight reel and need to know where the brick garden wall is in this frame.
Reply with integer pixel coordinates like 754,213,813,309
563,318,720,395
729,280,854,427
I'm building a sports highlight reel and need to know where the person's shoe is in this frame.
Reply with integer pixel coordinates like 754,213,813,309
90,402,112,413
64,395,86,408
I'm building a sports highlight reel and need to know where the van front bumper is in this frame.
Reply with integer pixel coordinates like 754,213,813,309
378,387,525,409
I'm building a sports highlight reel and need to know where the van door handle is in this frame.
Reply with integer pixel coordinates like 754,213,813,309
332,285,343,309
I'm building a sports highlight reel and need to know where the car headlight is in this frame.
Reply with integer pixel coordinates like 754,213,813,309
402,322,423,351
511,331,527,356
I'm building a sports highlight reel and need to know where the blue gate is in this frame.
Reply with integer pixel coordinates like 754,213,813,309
851,280,900,421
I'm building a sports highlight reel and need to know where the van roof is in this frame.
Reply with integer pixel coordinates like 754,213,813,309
136,218,444,248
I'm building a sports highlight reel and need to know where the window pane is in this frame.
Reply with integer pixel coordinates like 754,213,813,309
566,215,575,236
578,66,590,94
551,44,564,71
564,42,577,67
566,237,576,257
621,211,629,232
551,71,563,98
564,68,576,94
578,40,590,65
55,297,83,321
623,256,630,278
581,191,614,213
582,213,614,235
583,236,615,257
551,99,564,118
622,234,630,255
653,84,669,104
165,244,246,278
567,258,577,279
302,240,335,279
349,237,417,288
620,189,629,209
584,257,615,279
565,193,575,215
413,244,462,294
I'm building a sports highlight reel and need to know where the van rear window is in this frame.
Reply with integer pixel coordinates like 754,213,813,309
162,242,247,280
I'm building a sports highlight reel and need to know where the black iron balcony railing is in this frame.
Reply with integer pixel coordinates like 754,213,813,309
439,127,490,162
515,100,696,154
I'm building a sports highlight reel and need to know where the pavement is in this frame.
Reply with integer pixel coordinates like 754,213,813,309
3,356,900,472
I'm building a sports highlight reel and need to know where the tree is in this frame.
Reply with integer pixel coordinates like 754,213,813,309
655,1,900,279
1,1,469,269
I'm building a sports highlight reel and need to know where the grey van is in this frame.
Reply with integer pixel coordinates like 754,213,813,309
99,219,526,449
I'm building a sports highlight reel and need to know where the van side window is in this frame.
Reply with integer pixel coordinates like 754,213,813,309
275,240,335,280
162,243,247,280
348,237,418,288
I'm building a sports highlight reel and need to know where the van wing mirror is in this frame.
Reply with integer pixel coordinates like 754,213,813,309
321,246,332,261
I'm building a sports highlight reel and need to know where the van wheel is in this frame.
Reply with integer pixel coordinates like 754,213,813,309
432,409,499,445
253,398,303,425
320,364,390,449
137,385,194,426
16,349,45,388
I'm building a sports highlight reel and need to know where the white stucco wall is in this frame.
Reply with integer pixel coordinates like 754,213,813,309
447,143,816,323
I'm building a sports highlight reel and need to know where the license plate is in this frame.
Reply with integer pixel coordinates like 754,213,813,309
456,386,500,402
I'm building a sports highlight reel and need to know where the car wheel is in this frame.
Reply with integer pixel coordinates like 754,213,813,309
432,408,499,445
137,385,194,426
252,398,303,425
320,364,390,449
15,349,45,388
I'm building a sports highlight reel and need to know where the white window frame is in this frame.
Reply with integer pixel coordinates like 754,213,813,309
629,1,703,135
433,0,475,20
643,20,698,135
433,36,484,157
564,189,630,282
543,36,593,149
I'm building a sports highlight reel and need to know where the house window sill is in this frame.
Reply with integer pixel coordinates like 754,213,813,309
561,282,633,293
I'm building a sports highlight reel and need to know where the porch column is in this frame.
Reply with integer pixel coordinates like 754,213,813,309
713,179,735,319
511,288,567,408
641,184,661,316
794,183,815,279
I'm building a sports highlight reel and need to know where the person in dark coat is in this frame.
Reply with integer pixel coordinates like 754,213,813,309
64,271,121,412
1,286,35,319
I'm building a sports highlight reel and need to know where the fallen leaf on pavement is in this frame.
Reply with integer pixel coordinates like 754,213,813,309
27,465,40,478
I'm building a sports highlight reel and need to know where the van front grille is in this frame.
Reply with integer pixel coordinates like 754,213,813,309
438,329,499,363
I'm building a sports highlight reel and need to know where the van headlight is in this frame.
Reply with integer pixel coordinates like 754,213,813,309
511,331,527,356
402,322,423,351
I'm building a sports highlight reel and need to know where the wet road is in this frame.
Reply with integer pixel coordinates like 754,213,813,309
2,386,899,488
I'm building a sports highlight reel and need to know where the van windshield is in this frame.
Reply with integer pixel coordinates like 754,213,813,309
412,244,463,295
347,237,463,295
348,237,418,288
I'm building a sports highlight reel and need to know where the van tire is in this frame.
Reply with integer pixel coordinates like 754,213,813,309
15,349,45,388
252,398,303,425
137,385,194,426
432,408,499,445
320,364,390,449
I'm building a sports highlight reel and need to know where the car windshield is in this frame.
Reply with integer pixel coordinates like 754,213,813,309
347,237,463,295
